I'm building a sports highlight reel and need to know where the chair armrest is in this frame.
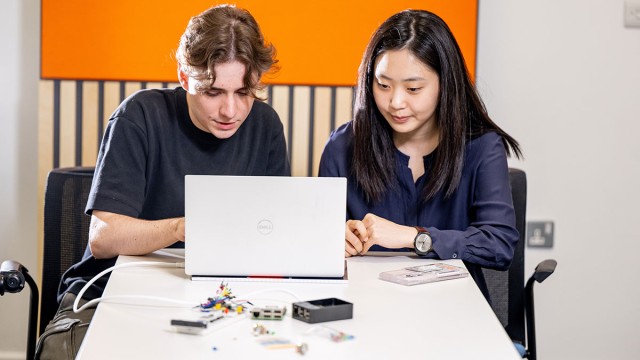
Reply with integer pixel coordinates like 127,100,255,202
532,259,557,283
524,259,557,360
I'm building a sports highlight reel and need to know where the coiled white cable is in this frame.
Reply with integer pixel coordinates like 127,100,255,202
73,261,187,313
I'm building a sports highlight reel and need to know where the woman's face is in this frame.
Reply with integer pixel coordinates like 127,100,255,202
372,49,440,140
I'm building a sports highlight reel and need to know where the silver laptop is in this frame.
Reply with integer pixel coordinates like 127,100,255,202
185,175,347,279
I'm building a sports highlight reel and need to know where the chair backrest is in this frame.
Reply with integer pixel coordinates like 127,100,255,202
482,168,527,345
40,167,95,334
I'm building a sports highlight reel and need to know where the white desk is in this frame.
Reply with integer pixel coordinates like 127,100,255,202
77,250,520,359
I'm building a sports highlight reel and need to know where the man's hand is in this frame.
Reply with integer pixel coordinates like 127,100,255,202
171,217,186,242
89,211,186,259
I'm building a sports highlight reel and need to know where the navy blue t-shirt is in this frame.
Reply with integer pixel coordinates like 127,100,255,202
318,121,518,299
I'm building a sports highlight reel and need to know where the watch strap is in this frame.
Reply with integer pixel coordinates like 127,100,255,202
414,226,428,234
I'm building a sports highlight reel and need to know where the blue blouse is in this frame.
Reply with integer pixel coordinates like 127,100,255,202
318,121,518,299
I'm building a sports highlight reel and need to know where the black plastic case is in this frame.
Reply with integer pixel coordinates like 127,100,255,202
292,298,353,323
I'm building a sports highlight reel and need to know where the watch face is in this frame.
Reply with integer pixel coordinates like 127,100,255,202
416,234,431,252
416,236,425,251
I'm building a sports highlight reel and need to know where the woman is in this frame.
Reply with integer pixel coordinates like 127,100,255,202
318,9,522,300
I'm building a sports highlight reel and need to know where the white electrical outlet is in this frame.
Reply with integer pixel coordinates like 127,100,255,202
526,221,554,248
625,0,640,28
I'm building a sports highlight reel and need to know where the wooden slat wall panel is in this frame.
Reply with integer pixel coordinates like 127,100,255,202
38,81,54,177
270,85,291,163
37,80,55,264
39,80,353,174
335,87,354,129
103,82,121,129
145,82,164,90
124,82,141,99
312,87,332,176
59,81,76,167
82,82,99,166
291,86,311,176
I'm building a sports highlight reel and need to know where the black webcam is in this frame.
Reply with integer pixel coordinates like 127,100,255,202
0,260,27,295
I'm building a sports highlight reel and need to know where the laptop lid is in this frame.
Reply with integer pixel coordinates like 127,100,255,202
185,175,347,278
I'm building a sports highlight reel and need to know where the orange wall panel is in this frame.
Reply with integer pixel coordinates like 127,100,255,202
42,0,477,86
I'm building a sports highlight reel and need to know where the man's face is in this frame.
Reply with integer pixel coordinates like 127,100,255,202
179,61,255,139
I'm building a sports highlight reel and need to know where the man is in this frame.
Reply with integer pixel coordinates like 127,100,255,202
36,6,289,358
86,5,289,259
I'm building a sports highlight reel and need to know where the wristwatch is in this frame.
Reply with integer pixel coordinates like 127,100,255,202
413,226,433,256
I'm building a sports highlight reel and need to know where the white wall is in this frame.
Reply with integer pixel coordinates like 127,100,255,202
0,1,40,359
1,0,639,359
477,1,640,359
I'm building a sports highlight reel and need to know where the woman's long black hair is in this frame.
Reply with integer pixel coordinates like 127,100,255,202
352,9,522,203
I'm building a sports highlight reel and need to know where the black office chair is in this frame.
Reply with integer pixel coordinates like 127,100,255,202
483,168,557,360
40,167,95,335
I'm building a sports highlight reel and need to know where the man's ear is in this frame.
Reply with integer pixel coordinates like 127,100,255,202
178,66,189,91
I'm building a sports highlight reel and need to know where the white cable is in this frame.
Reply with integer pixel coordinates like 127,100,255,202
73,261,186,313
153,250,185,260
77,294,195,310
74,262,303,313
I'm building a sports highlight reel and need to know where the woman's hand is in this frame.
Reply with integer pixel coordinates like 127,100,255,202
344,219,367,257
360,213,417,254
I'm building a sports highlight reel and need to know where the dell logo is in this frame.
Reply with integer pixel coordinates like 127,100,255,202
257,220,274,235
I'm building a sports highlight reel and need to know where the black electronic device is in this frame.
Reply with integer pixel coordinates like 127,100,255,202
170,312,224,335
292,298,353,324
0,260,26,295
0,259,39,360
